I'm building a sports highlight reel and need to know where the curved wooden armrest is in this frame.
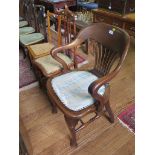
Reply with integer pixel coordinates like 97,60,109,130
88,56,126,101
50,39,81,72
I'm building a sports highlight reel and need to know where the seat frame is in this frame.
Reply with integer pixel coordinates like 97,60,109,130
47,22,130,147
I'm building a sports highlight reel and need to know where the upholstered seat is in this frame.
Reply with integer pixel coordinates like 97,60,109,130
19,33,44,46
28,43,55,59
34,54,73,75
52,71,106,111
19,21,28,28
19,27,35,35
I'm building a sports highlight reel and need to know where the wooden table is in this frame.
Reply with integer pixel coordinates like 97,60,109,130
92,9,135,36
40,0,76,11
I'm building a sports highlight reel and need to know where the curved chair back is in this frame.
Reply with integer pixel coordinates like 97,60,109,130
52,22,130,77
74,22,130,76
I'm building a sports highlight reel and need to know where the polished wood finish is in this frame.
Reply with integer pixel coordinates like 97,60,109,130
40,0,76,12
92,9,135,36
47,11,62,46
47,22,130,146
97,0,135,15
19,39,135,154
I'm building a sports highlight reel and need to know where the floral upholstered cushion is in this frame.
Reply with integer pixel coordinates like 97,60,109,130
19,21,28,28
34,54,73,74
28,43,55,59
19,33,44,46
52,71,106,111
19,27,35,36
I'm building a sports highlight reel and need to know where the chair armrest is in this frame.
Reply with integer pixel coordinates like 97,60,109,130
88,55,126,101
50,39,82,72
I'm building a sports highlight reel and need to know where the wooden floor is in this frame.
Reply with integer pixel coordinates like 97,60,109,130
19,39,135,155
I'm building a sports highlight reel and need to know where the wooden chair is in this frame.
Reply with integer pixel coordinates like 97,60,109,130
31,6,77,88
27,11,61,60
46,22,130,147
19,0,36,35
19,0,29,27
19,1,46,58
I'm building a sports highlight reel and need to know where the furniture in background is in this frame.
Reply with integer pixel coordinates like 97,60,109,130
19,0,45,58
77,0,98,11
97,0,135,15
27,11,61,61
47,22,130,147
39,0,76,12
31,6,77,88
92,9,135,36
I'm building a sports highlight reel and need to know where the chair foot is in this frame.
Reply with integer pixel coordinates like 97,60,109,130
64,115,78,147
105,101,114,123
70,138,78,147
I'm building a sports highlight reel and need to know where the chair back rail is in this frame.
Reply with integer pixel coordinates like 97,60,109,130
51,22,130,76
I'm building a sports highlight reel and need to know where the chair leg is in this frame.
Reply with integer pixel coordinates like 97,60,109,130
47,91,58,113
105,100,114,123
64,115,78,147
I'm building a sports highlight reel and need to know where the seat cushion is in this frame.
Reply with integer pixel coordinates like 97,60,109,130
19,27,35,36
28,43,55,59
51,71,106,111
19,33,44,46
19,21,28,28
34,54,73,75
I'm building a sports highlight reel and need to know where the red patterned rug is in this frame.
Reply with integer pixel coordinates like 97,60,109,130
118,103,135,133
19,58,37,88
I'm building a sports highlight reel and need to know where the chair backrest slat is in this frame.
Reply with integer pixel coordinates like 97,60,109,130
74,22,130,77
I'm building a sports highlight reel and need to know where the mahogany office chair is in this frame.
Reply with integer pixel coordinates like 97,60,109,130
47,22,130,147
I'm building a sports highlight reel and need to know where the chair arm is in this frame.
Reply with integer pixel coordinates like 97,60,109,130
88,57,125,101
50,39,83,72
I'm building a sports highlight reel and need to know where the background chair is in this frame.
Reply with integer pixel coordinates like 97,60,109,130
19,0,36,35
19,0,46,58
28,10,61,61
31,6,77,88
77,0,98,11
47,22,130,147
